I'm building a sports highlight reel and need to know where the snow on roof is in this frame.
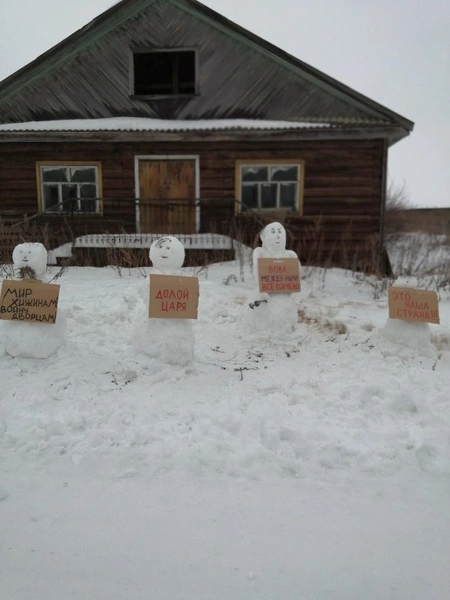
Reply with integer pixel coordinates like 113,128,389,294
0,117,332,133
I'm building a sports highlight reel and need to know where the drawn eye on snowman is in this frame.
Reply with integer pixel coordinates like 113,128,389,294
155,237,171,248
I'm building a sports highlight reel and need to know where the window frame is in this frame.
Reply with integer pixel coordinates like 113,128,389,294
235,159,305,215
36,161,103,215
129,47,199,99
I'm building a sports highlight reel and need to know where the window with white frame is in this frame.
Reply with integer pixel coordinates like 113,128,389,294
38,164,101,213
238,163,303,212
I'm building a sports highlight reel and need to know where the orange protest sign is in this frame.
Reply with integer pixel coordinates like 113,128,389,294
149,274,199,319
257,258,301,293
388,286,439,324
0,279,60,324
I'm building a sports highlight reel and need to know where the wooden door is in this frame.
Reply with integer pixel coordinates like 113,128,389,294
138,159,196,234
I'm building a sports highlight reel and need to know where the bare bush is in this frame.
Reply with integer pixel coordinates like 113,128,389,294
385,231,450,297
384,178,413,233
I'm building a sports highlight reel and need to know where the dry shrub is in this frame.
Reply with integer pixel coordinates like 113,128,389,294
0,217,74,260
386,232,450,288
0,218,54,270
66,245,151,270
384,179,413,233
292,216,327,267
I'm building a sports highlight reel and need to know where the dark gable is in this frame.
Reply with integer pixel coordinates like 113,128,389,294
0,0,413,135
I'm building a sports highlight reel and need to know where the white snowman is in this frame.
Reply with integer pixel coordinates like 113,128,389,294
133,236,195,366
244,222,300,335
382,275,435,355
1,242,66,359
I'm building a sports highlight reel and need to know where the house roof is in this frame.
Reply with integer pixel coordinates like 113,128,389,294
0,0,414,136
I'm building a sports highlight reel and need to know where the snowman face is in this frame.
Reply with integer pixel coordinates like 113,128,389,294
149,236,185,271
260,222,286,252
12,243,47,276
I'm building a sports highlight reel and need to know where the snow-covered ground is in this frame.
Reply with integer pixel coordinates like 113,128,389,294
1,258,450,600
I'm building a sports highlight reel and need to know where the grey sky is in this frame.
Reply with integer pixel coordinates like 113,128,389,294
0,0,449,208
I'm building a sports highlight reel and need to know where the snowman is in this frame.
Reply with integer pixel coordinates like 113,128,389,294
1,242,65,359
244,222,300,335
382,275,435,356
133,236,195,366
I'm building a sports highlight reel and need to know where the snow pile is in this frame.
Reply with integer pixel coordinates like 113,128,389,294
381,275,435,358
1,262,449,478
132,236,195,366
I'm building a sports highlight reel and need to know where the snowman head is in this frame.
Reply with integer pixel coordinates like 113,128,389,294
393,275,418,289
260,222,287,253
12,242,47,279
149,236,185,272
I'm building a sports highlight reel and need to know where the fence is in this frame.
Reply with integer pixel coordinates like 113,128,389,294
1,197,386,273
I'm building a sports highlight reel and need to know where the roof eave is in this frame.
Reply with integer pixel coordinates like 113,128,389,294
0,125,410,144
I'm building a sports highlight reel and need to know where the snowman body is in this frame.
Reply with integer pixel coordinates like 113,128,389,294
133,237,195,366
2,243,65,359
244,223,300,335
382,276,433,352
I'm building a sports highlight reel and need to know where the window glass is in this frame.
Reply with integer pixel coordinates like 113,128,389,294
280,183,297,209
270,166,298,182
42,168,68,183
241,184,259,209
62,185,78,210
241,166,268,182
43,185,59,209
261,183,277,208
80,184,97,198
80,198,97,213
80,185,97,212
70,167,96,183
178,52,196,92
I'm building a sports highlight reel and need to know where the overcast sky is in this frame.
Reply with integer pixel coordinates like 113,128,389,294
0,0,449,208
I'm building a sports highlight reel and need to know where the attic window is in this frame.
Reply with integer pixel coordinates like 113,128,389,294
133,50,197,96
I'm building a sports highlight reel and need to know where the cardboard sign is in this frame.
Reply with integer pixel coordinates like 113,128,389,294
149,274,199,319
388,286,439,324
0,279,60,324
257,258,301,293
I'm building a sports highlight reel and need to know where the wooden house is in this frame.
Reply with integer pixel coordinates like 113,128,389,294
0,0,413,269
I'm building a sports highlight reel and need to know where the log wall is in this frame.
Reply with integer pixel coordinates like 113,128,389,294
0,138,385,270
